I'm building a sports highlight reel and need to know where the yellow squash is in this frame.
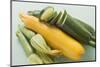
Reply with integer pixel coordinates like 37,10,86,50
19,13,85,60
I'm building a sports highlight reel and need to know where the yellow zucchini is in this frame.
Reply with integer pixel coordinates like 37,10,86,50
19,13,85,60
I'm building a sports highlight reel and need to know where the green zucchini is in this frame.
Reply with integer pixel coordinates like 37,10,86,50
73,18,95,41
56,10,67,25
40,6,55,22
61,10,68,25
28,10,41,18
50,11,61,24
47,11,57,22
56,10,87,44
56,11,64,24
73,18,95,36
64,14,92,41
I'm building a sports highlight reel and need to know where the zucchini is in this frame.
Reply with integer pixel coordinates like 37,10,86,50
73,18,95,41
56,11,87,44
73,18,95,36
56,11,64,24
40,6,55,22
56,10,67,25
50,11,61,24
28,10,41,18
65,14,91,40
47,11,57,22
16,30,43,64
61,10,68,25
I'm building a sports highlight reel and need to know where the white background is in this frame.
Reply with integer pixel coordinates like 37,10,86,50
0,0,100,67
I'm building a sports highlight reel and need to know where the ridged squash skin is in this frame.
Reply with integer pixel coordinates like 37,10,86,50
19,13,85,60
